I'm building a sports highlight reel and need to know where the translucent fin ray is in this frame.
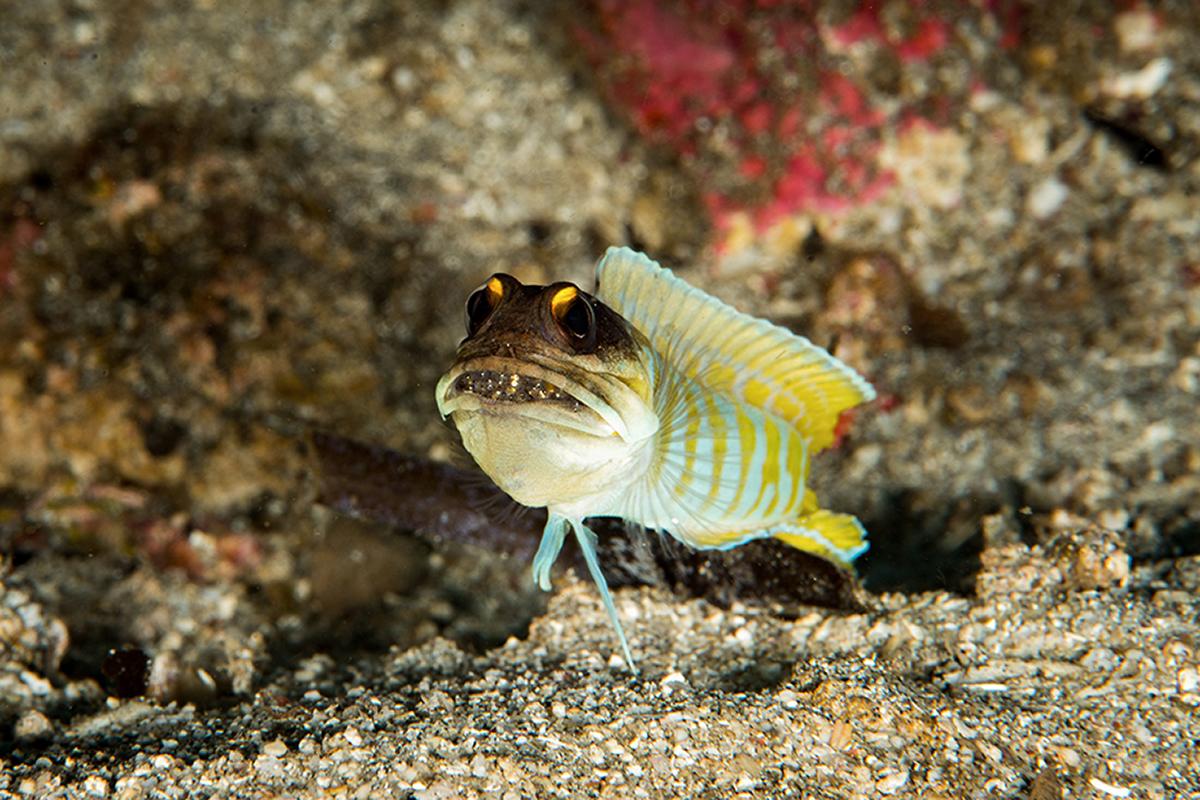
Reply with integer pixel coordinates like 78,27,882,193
533,515,569,591
573,520,637,672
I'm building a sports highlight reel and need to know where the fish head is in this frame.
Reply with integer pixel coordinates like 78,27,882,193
436,273,658,509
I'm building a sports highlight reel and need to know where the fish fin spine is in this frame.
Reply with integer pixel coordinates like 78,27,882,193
596,247,874,452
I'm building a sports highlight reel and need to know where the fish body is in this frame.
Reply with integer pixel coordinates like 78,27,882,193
436,248,875,669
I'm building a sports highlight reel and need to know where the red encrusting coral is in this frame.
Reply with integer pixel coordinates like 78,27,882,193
578,0,1020,241
830,6,951,63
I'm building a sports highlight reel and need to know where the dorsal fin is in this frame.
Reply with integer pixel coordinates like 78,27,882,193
596,247,874,452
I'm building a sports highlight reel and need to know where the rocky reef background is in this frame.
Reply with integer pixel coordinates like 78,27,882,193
0,1,1197,797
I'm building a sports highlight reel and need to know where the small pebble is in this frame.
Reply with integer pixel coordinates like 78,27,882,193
827,720,853,751
82,775,109,797
13,710,52,741
876,769,909,794
732,626,754,648
1100,57,1172,99
253,755,284,779
660,671,690,693
262,739,288,757
734,773,757,791
1177,666,1200,704
1090,777,1132,798
1027,177,1069,219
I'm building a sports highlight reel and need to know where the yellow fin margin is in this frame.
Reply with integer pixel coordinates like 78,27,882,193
772,510,869,567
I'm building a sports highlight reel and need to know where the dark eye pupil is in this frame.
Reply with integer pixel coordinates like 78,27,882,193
561,298,593,339
465,288,494,334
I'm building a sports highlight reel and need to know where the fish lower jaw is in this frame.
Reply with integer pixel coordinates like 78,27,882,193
444,395,616,439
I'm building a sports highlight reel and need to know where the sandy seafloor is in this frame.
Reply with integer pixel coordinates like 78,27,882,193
0,1,1198,798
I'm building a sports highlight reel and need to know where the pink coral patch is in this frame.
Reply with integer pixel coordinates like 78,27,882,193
579,1,1014,241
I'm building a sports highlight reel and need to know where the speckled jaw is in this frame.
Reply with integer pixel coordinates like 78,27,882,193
451,370,581,409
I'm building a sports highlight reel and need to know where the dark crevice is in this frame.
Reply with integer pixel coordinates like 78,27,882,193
858,488,990,594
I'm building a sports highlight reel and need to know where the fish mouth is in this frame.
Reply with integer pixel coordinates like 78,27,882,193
436,355,655,442
449,370,582,410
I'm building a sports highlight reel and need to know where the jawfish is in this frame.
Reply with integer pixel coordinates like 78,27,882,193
436,248,875,669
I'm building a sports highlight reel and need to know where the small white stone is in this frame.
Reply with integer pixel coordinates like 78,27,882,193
733,773,758,791
254,754,284,778
1027,177,1069,219
733,626,755,648
660,671,691,693
1080,648,1117,672
392,67,417,93
13,710,52,741
311,82,337,108
1096,509,1130,531
876,769,910,794
19,670,52,696
262,739,288,757
343,727,364,747
470,754,490,778
1178,666,1199,694
1101,57,1172,100
73,21,98,46
1089,777,1132,798
82,775,109,797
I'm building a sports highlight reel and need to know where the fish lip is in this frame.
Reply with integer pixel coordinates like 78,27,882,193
437,355,631,440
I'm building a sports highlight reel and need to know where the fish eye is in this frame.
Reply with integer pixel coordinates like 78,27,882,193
465,276,503,335
557,293,595,342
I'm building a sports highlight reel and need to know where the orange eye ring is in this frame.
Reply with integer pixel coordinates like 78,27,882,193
465,275,505,336
550,285,577,318
551,285,595,344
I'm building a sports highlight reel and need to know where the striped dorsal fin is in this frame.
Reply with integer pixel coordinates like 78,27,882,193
596,247,874,452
